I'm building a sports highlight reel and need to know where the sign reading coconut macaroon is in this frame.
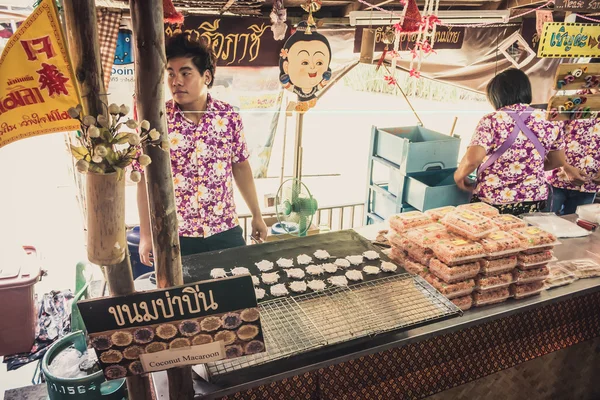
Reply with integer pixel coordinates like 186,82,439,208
279,20,332,113
77,275,264,379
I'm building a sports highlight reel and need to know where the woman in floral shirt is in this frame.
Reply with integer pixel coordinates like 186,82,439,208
136,34,267,266
546,116,600,215
454,69,576,216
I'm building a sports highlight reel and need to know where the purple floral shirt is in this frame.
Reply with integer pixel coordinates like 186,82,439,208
547,118,600,193
160,95,249,237
470,104,564,205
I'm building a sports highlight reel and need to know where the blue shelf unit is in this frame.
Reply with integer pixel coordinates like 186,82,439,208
365,125,469,225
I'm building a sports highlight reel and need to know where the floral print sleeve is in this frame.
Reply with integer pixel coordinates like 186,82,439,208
231,115,250,164
469,116,495,152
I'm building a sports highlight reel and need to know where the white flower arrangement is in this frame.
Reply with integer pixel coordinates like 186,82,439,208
68,103,161,181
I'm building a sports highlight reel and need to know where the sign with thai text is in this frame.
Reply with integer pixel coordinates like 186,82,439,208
78,275,265,379
538,22,600,58
165,16,290,67
353,25,465,53
0,0,81,149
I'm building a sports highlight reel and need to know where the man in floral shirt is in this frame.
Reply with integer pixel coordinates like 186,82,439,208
546,117,600,215
137,34,267,265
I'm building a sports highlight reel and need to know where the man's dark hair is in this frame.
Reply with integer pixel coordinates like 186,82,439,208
165,33,216,88
486,68,532,110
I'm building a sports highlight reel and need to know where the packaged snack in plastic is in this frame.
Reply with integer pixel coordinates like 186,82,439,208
517,250,556,269
441,210,498,240
424,206,456,222
451,295,473,311
511,226,558,249
457,202,500,218
405,223,455,248
424,274,475,299
475,273,514,291
403,240,434,266
388,247,407,265
512,266,549,284
430,238,486,266
545,265,577,289
472,287,510,307
491,214,528,231
510,281,545,299
389,211,433,233
386,230,411,251
556,258,600,278
479,256,518,276
403,257,428,276
429,258,480,284
479,231,522,257
520,246,556,255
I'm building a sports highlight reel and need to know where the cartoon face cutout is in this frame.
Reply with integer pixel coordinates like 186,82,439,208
283,40,330,92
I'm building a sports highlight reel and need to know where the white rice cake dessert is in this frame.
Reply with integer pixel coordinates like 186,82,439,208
210,268,227,279
289,281,307,293
231,267,250,276
285,268,306,280
255,288,266,300
314,249,331,260
346,270,364,281
363,266,381,275
334,258,351,268
271,284,289,297
255,260,274,272
363,250,380,260
328,276,348,287
306,264,325,276
307,279,326,291
277,258,294,268
380,261,398,273
261,272,280,285
346,255,364,266
322,263,338,274
297,254,313,265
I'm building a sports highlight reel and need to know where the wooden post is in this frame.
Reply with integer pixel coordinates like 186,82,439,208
129,0,193,398
62,1,154,399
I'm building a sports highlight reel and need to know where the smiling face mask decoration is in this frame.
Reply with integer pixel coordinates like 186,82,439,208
279,22,332,113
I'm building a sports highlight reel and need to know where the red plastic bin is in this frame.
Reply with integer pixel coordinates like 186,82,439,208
0,245,41,356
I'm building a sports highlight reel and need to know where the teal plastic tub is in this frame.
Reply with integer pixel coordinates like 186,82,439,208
403,169,471,211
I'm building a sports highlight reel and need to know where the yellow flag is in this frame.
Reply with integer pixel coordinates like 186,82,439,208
0,0,82,149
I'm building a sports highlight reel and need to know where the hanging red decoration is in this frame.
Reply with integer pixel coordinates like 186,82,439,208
163,0,184,24
401,0,421,33
409,68,421,78
384,75,398,86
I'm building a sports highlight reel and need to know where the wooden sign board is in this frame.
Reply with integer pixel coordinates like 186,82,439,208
538,23,600,58
546,93,600,121
77,276,265,380
554,0,600,12
553,63,600,90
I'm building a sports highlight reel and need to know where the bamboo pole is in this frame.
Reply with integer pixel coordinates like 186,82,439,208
129,0,193,398
62,1,153,398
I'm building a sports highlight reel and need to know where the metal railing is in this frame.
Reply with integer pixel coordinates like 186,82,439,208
239,202,366,243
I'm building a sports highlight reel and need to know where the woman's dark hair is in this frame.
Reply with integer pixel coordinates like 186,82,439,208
278,21,332,86
165,33,216,88
486,68,532,110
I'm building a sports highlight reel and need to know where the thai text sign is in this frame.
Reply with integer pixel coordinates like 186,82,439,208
353,26,465,53
166,16,290,67
0,0,81,149
538,22,600,58
78,276,265,379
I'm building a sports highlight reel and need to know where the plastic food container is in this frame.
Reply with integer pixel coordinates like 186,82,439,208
512,266,550,284
0,245,41,356
491,214,528,231
545,265,577,289
424,274,475,299
441,210,497,240
386,230,407,250
404,257,428,277
479,256,518,276
473,287,510,307
389,211,433,233
520,246,556,255
429,258,480,284
388,247,407,265
557,258,600,278
479,231,522,257
451,295,473,311
517,250,557,269
424,206,456,222
475,272,514,291
576,203,600,223
430,238,486,266
405,223,455,248
511,226,558,248
457,202,500,218
510,281,545,299
403,240,434,266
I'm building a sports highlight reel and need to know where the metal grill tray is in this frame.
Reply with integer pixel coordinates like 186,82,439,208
206,273,461,380
182,230,406,302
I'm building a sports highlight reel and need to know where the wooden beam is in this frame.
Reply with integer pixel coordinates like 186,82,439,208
129,0,193,398
220,0,237,13
62,1,154,399
344,0,365,16
506,0,546,8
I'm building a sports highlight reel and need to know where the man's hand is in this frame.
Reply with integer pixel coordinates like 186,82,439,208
592,170,600,185
563,165,589,186
455,175,476,193
139,234,154,267
251,217,268,243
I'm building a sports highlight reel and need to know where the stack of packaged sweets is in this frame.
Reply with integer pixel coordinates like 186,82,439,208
386,212,433,277
509,226,559,299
